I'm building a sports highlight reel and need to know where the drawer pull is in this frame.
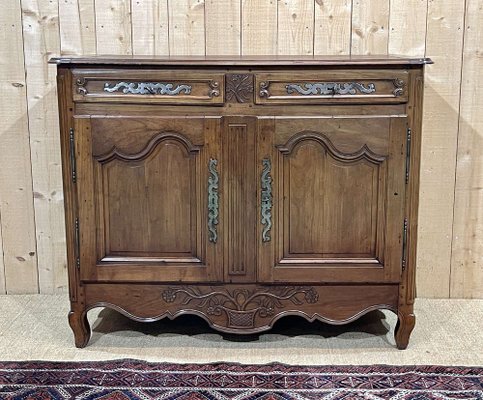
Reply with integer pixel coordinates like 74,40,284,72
208,158,219,243
286,82,376,96
261,158,273,242
103,81,192,95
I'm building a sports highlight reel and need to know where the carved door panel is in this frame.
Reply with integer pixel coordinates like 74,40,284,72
257,117,407,283
75,116,223,282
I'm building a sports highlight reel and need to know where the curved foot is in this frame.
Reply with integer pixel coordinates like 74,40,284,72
68,308,91,348
395,311,415,350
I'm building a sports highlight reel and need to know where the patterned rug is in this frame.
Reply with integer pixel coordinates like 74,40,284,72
0,360,481,399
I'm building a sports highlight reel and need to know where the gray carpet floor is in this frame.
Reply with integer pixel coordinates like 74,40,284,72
0,295,481,365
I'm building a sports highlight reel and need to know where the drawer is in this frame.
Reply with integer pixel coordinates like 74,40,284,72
72,69,224,104
255,70,408,104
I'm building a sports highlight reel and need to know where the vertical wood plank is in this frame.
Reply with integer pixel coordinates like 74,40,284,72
351,0,389,55
0,0,39,294
95,0,132,55
205,0,240,55
59,0,97,55
132,0,169,55
22,0,67,294
417,0,466,298
0,213,5,294
450,0,483,299
314,0,352,55
277,0,314,55
388,0,427,56
168,0,205,56
241,0,277,55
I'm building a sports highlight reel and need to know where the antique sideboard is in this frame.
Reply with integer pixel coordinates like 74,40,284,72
50,55,431,348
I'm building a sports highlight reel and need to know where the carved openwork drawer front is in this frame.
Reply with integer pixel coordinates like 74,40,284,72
255,70,408,104
72,69,224,104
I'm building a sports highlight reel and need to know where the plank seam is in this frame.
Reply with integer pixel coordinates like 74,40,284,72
449,0,469,299
239,0,242,56
94,0,98,54
387,0,391,55
129,0,134,55
423,0,429,57
167,0,171,55
0,207,6,294
312,0,317,55
166,0,171,56
19,0,40,294
203,0,207,55
276,0,279,54
56,0,62,55
349,0,354,55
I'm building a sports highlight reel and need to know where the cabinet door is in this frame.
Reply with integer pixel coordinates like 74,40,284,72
74,116,222,282
257,117,407,283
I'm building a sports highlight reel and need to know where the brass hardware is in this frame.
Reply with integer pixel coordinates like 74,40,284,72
286,82,376,96
207,158,219,243
69,128,76,183
103,82,192,95
261,158,273,242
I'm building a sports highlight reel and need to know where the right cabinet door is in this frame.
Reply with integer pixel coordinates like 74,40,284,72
257,116,407,283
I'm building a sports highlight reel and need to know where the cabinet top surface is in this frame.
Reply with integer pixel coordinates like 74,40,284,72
50,54,432,67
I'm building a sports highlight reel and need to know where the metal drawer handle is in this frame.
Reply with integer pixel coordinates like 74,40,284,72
103,81,192,95
261,158,272,242
286,82,376,96
207,158,219,243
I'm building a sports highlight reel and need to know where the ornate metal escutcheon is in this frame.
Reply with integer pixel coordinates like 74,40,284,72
207,158,219,243
286,82,376,96
103,81,192,95
261,158,273,242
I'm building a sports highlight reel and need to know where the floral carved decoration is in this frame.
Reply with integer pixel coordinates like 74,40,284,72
161,286,319,328
225,74,254,103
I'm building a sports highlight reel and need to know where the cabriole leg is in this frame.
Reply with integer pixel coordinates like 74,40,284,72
395,309,415,350
68,306,91,348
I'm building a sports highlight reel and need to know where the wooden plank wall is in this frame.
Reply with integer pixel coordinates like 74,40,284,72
0,0,481,298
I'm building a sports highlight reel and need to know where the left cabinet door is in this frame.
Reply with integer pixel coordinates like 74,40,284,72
73,116,223,282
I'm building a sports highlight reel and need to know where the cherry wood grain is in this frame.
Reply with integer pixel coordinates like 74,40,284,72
75,116,223,282
258,117,406,283
222,117,257,282
54,57,426,349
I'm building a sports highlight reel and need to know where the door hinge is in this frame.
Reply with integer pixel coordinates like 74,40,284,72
69,127,77,183
74,217,80,270
405,127,411,184
402,218,408,271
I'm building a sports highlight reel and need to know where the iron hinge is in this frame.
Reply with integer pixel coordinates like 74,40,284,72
69,127,77,183
74,217,80,270
405,127,411,184
402,218,408,271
